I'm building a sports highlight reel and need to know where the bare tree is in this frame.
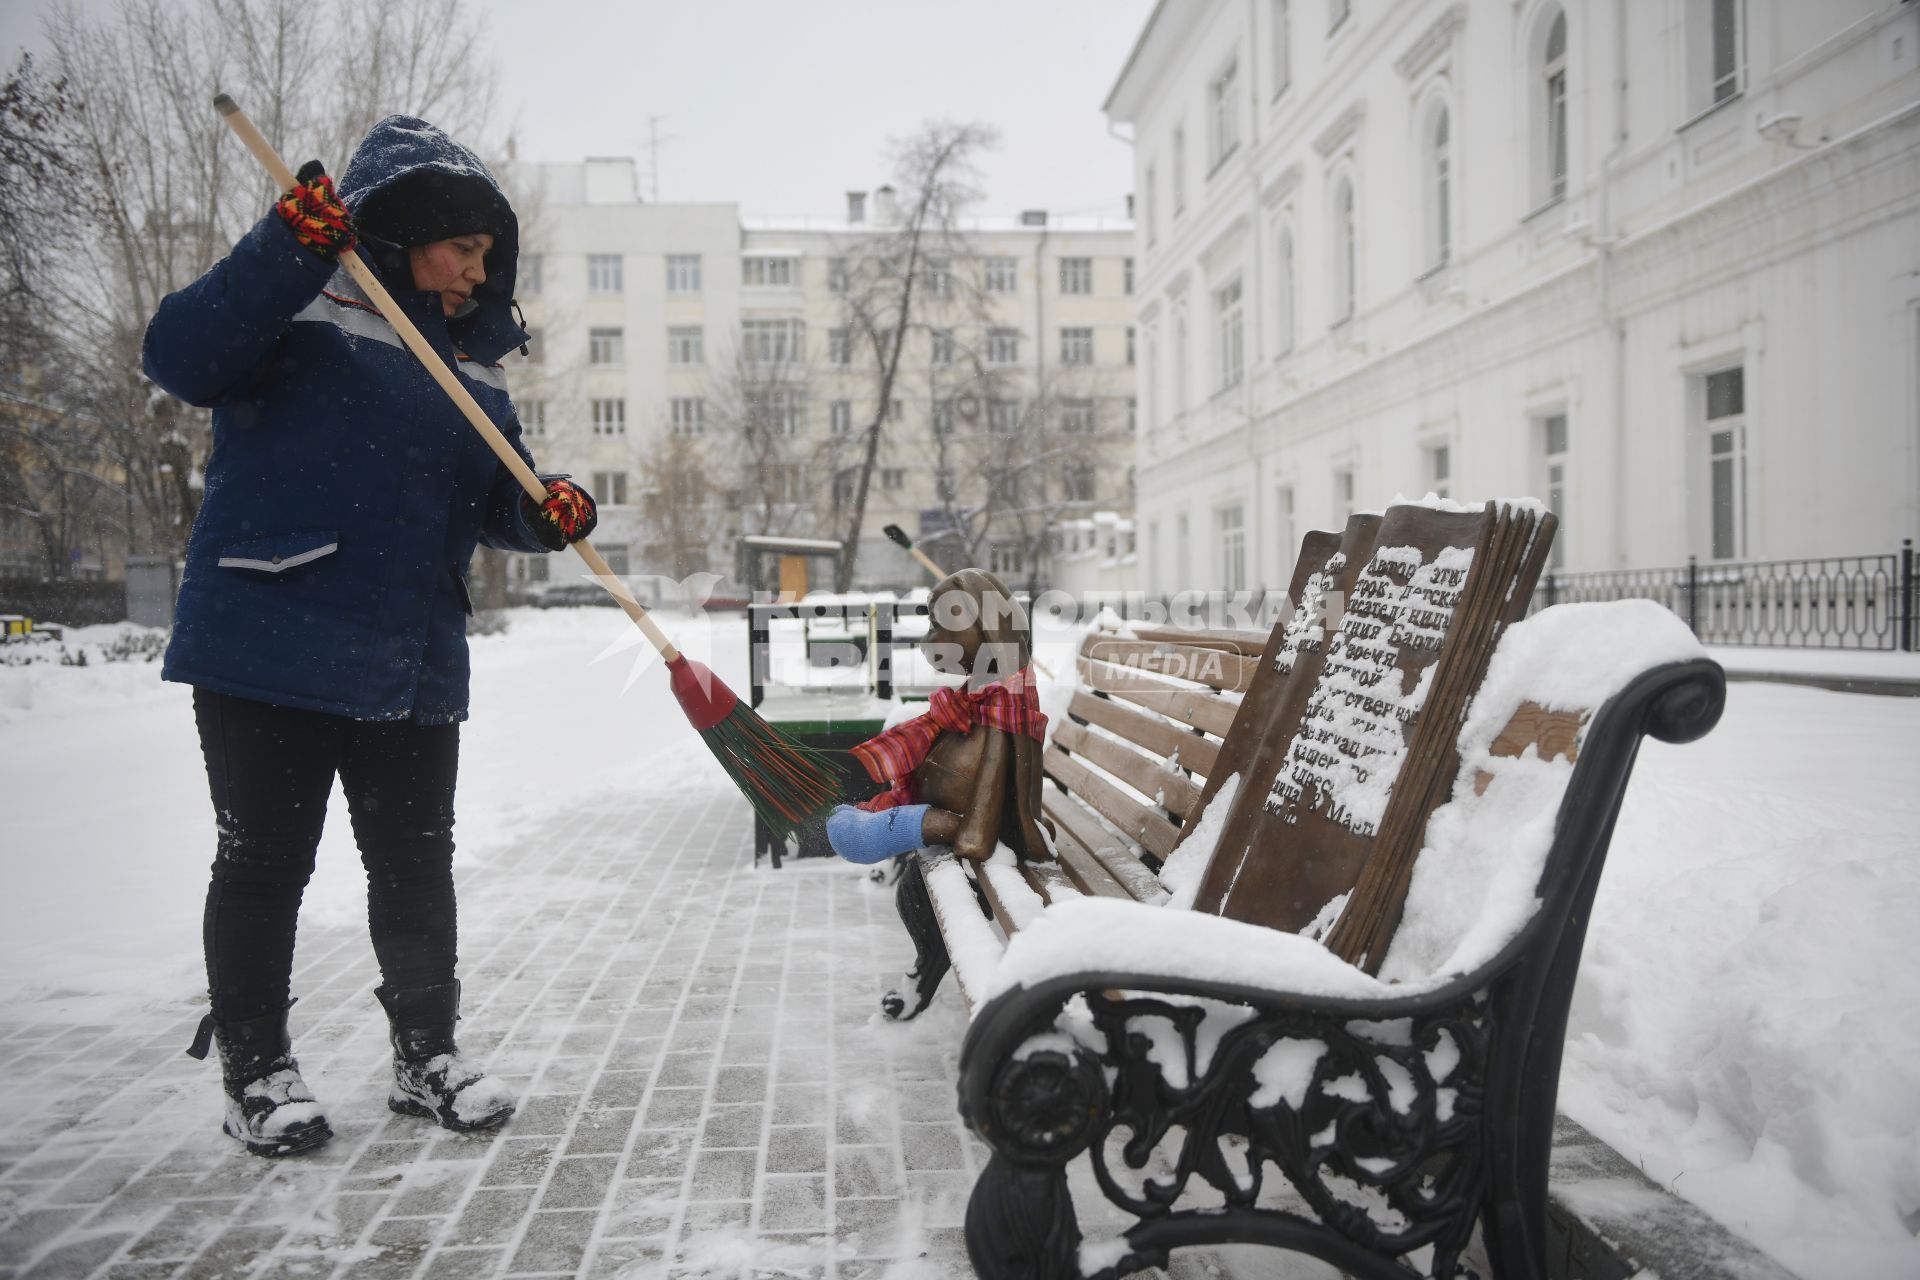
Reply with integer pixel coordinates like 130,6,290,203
707,335,823,544
15,0,498,575
831,121,997,591
637,423,728,580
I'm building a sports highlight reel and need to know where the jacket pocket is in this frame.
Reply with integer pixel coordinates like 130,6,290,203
216,530,340,574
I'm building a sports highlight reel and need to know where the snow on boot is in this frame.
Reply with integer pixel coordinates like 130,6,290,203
375,981,515,1132
185,1006,333,1157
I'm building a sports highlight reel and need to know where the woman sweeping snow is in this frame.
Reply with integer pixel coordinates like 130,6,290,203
143,115,595,1155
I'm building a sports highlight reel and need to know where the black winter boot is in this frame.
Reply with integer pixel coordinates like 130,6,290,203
185,1006,333,1157
375,981,515,1132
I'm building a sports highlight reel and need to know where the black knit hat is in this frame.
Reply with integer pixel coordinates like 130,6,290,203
354,170,510,248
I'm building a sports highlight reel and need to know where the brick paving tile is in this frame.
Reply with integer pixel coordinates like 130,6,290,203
0,789,1254,1280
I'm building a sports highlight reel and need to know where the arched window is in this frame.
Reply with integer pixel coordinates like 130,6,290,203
1275,222,1296,354
1428,104,1452,269
1540,6,1569,204
1330,173,1356,325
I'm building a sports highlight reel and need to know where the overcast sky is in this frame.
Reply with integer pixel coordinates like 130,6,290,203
1,0,1155,222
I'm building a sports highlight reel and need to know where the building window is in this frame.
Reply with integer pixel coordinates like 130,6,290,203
936,466,958,502
833,468,856,510
1690,0,1744,114
1059,257,1092,294
747,388,806,436
1173,126,1187,214
588,254,622,294
600,544,630,576
827,257,849,293
1064,461,1096,503
1173,309,1190,417
932,401,954,436
1214,276,1245,391
1143,330,1158,431
742,256,797,287
1127,397,1137,433
591,470,629,506
1704,368,1746,560
1275,221,1296,355
741,318,805,364
1060,327,1094,366
1329,0,1350,35
880,466,905,491
987,399,1020,435
1272,0,1291,98
588,327,624,366
930,328,954,365
1177,513,1191,586
1276,484,1296,561
1145,165,1158,246
670,397,705,436
591,398,626,435
521,254,542,294
666,254,701,293
984,257,1018,293
1127,327,1136,365
668,326,703,366
988,542,1023,576
1333,466,1354,522
830,400,853,436
986,328,1020,365
1124,258,1134,294
828,328,851,367
1217,504,1246,591
1060,400,1096,434
520,399,546,437
1541,6,1569,205
1427,443,1452,500
1427,104,1452,270
1331,174,1356,325
924,256,952,297
1209,57,1241,171
1539,412,1569,569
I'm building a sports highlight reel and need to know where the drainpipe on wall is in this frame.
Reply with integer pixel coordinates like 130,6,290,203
1603,0,1631,570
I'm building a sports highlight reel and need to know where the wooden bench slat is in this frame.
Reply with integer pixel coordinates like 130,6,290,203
1070,691,1222,778
1036,809,1137,900
1077,656,1241,740
1044,743,1182,860
1019,858,1083,905
1080,636,1257,693
1044,794,1167,903
1124,624,1270,658
976,860,1048,934
918,852,1000,1013
1052,719,1202,821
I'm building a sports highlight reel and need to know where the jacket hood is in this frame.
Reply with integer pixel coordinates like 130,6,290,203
338,115,527,364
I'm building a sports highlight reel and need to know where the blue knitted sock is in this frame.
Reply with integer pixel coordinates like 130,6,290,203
826,804,929,864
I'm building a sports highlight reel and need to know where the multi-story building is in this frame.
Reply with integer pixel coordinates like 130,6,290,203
504,160,1137,593
1107,0,1920,595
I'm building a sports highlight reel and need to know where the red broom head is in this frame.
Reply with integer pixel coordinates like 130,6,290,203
663,655,844,838
667,654,738,731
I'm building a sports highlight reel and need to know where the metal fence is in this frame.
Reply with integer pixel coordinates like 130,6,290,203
1539,540,1917,651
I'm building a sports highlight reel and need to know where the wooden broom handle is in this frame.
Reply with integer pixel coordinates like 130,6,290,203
905,544,948,579
213,94,681,662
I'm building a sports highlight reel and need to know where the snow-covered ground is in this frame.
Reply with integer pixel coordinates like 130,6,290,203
1,608,1917,1278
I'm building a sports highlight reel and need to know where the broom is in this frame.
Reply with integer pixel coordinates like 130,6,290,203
213,94,842,838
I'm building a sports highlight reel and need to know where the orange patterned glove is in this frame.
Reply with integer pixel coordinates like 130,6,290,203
275,160,356,259
523,479,597,550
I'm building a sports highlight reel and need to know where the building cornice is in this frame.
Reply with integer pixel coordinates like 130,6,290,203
1313,102,1368,159
1394,4,1467,81
1260,163,1303,209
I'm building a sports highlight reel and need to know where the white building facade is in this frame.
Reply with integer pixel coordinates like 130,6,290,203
1107,0,1920,596
501,159,1137,592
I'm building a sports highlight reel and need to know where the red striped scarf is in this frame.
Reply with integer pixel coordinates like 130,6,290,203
852,669,1046,812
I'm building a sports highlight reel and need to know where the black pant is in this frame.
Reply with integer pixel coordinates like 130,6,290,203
193,688,460,1023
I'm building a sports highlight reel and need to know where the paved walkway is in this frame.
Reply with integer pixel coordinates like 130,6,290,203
0,787,1235,1280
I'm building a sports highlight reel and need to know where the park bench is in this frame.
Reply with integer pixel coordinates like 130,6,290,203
879,527,1727,1280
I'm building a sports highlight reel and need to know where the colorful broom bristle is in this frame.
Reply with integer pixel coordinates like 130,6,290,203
667,655,844,839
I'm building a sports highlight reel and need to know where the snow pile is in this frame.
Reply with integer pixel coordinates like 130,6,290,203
1156,773,1239,909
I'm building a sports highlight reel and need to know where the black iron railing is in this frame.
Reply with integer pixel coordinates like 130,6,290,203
1540,541,1917,651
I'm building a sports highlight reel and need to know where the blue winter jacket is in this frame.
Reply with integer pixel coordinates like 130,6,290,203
145,116,554,723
